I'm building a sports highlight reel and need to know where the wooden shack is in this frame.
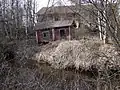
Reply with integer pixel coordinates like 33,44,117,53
35,20,76,43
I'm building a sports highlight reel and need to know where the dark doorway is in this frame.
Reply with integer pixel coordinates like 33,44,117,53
60,29,65,38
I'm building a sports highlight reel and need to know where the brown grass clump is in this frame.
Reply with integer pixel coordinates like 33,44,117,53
48,40,101,70
35,39,120,71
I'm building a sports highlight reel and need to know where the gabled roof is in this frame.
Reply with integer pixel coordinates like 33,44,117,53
37,6,76,15
37,4,96,15
37,3,116,15
35,20,75,30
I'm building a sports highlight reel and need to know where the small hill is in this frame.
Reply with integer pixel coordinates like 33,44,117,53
34,38,120,71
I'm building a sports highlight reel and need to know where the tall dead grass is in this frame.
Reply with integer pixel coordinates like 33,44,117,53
35,39,120,71
1,39,120,90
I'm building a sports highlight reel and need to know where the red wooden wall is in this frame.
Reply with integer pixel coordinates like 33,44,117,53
36,26,71,43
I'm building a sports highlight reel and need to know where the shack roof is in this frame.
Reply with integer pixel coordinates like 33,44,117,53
37,4,96,15
37,6,76,15
35,20,75,30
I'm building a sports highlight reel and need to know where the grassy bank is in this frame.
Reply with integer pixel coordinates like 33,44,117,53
0,38,120,90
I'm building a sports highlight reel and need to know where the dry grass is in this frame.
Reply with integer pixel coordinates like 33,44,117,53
34,38,120,71
1,38,120,90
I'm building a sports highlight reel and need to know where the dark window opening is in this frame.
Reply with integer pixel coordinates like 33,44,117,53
54,14,60,21
42,31,50,40
60,29,65,37
55,17,59,21
43,33,47,37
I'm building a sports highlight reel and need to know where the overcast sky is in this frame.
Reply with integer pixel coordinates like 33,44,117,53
36,0,72,11
37,0,49,10
36,0,117,11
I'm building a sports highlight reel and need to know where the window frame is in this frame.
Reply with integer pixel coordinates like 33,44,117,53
42,31,50,39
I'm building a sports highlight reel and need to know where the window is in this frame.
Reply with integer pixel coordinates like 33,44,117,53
55,16,60,21
54,14,60,21
42,31,50,40
43,33,47,37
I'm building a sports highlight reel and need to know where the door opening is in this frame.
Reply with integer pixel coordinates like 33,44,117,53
60,29,65,39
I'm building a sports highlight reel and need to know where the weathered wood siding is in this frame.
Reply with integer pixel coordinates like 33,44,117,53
36,30,41,43
36,26,76,43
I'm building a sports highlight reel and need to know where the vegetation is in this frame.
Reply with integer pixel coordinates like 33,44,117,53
0,0,36,40
0,0,120,90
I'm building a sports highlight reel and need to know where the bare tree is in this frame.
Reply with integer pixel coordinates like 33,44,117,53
24,0,36,37
0,0,36,40
69,0,120,46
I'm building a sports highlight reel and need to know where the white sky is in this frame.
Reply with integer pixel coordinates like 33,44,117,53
36,0,118,11
36,0,72,11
